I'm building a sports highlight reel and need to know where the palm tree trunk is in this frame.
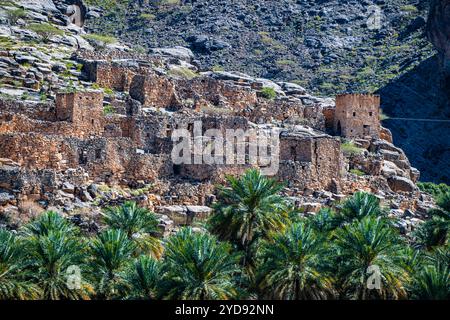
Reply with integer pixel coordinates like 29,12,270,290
295,279,300,300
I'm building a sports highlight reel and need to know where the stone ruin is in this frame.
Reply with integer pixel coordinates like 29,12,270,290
334,94,381,139
0,50,432,230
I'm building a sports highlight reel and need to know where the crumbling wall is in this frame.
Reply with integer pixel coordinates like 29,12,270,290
128,154,174,182
177,164,255,183
278,135,341,191
94,61,151,92
0,166,58,198
176,77,258,111
0,99,56,122
55,91,104,137
0,133,77,170
129,73,180,109
0,114,77,137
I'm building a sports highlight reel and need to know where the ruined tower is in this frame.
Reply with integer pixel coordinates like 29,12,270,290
334,93,380,139
55,91,104,136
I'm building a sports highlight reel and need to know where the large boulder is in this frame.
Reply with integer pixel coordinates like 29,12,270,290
186,205,212,224
17,0,58,14
156,205,187,226
387,176,417,193
150,46,194,62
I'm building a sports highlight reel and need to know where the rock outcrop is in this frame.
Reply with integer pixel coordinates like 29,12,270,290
427,0,450,75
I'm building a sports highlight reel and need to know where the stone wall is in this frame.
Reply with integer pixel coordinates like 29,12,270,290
129,73,180,109
96,62,138,92
0,98,56,122
177,163,255,183
0,114,76,137
334,94,380,139
278,134,341,191
0,133,76,170
176,77,258,111
0,165,58,198
55,91,104,137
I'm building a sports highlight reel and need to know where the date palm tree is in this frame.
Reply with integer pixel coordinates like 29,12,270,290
413,213,449,250
90,229,136,299
436,192,450,213
337,192,386,224
0,229,38,299
20,211,92,299
332,216,407,299
23,229,93,299
159,228,239,300
102,202,159,238
120,255,161,299
309,208,340,235
209,169,287,267
23,210,78,237
257,222,335,299
102,202,162,258
413,193,450,250
407,265,450,300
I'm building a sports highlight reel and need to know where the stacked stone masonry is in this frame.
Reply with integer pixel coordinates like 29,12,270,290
0,55,422,207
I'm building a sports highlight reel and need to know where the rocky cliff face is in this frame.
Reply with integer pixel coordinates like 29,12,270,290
379,0,450,184
427,0,450,75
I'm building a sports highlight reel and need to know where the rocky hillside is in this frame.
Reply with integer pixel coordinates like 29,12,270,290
85,0,435,96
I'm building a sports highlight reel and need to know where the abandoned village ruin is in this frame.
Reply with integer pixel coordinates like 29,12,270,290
0,47,431,232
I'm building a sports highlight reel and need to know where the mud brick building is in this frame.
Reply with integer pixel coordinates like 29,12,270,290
334,94,381,139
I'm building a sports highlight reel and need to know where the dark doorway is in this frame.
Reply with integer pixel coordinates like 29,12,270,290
336,121,342,136
173,165,181,175
79,150,88,165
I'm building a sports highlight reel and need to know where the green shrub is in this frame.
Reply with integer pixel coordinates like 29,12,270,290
139,13,156,21
260,87,277,100
212,65,224,72
168,67,198,80
418,183,450,200
400,5,418,13
101,87,114,95
276,59,296,67
103,105,115,115
258,32,276,45
6,8,27,25
27,23,64,42
341,141,364,156
82,34,117,50
380,110,390,121
159,0,181,6
20,92,29,100
350,169,365,176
